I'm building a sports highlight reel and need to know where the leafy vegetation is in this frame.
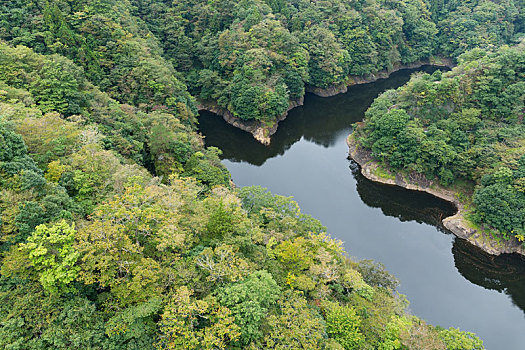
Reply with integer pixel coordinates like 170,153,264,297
1,0,517,348
1,0,522,125
0,117,482,348
354,42,525,244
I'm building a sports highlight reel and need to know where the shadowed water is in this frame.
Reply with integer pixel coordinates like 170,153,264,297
198,67,525,350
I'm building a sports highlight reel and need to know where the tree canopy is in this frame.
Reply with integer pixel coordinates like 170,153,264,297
1,0,522,124
354,42,525,244
1,0,517,348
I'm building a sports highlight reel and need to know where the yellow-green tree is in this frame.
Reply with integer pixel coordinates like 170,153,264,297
19,220,79,294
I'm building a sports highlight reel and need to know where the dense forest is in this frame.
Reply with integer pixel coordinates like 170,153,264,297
0,0,523,348
353,42,525,248
0,43,483,348
0,0,523,125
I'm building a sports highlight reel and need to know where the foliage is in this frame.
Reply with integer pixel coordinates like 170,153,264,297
262,291,327,349
0,42,224,181
355,43,525,241
157,287,240,349
19,220,79,294
434,0,520,57
182,147,231,189
474,164,525,237
439,327,485,350
128,0,521,123
323,301,365,349
377,316,413,350
357,259,400,291
0,0,496,348
215,270,280,345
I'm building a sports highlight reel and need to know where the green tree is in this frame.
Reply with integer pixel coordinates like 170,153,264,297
263,292,326,349
216,270,280,345
157,286,240,349
182,148,231,189
323,301,364,349
19,220,79,294
439,327,484,350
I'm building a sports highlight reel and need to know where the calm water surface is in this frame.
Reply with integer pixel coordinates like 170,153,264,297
198,67,525,350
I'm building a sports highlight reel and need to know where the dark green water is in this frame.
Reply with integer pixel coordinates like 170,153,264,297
198,67,525,350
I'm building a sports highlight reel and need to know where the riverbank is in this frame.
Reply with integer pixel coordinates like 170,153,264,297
347,133,525,257
199,58,454,145
197,97,304,145
307,56,454,97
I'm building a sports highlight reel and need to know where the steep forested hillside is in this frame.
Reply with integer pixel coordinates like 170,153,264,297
0,46,482,347
0,0,522,125
1,0,521,348
0,0,194,112
353,42,525,248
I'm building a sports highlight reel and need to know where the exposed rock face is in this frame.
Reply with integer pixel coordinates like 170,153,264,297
307,82,349,97
347,134,525,257
307,57,455,97
197,97,304,145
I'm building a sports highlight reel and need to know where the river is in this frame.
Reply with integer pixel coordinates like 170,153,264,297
198,67,525,350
